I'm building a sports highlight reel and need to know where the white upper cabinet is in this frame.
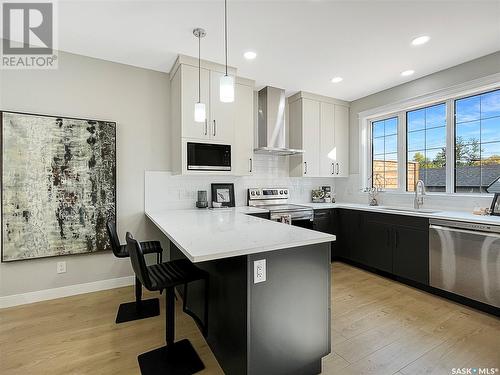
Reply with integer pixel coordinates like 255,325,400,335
209,70,235,143
233,81,255,175
180,64,211,139
170,55,254,175
333,104,349,177
289,92,349,178
320,102,336,176
302,99,321,177
178,65,234,142
289,98,320,177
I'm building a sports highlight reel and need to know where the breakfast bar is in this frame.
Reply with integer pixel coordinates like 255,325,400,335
146,208,335,375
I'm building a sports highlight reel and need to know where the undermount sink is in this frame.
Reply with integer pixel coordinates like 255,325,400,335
379,206,441,214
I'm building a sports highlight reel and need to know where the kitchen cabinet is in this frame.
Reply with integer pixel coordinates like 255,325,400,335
209,70,235,143
333,105,349,177
336,209,429,284
233,80,255,175
336,209,365,260
313,209,338,261
320,103,336,176
364,216,393,273
247,212,270,220
313,209,334,234
170,55,254,175
289,98,321,177
179,64,211,140
288,92,349,178
393,225,429,285
174,64,235,142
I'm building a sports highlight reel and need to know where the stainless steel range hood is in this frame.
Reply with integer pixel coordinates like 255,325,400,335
254,86,304,156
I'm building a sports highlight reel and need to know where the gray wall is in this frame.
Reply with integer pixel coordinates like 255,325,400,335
0,51,170,297
349,51,500,174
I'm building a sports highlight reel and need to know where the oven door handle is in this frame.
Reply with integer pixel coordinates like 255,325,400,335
293,215,314,221
271,214,313,221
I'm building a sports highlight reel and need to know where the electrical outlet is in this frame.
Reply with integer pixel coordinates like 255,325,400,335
254,259,266,284
57,261,66,274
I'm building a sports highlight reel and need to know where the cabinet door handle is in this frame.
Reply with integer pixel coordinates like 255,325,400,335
249,158,253,173
304,161,307,175
331,163,334,175
336,163,340,175
204,119,208,136
394,229,399,248
213,120,216,136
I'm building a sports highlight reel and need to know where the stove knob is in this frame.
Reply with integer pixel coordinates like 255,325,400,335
284,190,288,195
256,191,260,195
279,190,284,194
251,191,255,196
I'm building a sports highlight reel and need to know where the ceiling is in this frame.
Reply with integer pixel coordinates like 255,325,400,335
29,1,500,100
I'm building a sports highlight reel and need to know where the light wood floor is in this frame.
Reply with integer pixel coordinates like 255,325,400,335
1,262,498,375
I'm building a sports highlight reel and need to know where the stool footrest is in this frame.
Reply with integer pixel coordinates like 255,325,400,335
138,339,204,375
115,298,160,324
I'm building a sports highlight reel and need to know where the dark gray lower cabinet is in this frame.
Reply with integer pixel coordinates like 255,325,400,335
247,212,270,220
335,209,429,285
335,209,364,260
364,218,393,273
393,225,429,284
313,209,337,260
313,209,333,234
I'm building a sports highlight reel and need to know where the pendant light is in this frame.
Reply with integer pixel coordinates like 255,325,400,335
193,28,206,123
219,0,234,103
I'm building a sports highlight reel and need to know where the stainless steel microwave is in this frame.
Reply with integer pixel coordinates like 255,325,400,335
187,142,231,171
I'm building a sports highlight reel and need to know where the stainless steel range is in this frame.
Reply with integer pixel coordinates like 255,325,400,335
248,188,314,228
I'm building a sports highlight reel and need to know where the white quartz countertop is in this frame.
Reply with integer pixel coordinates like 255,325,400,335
301,202,500,226
146,207,335,263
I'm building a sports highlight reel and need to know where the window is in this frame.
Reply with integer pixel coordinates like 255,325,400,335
406,103,446,192
372,117,398,189
455,89,500,193
365,85,500,195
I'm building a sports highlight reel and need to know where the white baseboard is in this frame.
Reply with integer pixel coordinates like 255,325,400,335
0,275,135,309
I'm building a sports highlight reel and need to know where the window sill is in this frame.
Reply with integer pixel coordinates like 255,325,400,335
372,190,493,199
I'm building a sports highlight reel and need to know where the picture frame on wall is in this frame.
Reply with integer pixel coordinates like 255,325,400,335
211,183,235,208
1,111,117,262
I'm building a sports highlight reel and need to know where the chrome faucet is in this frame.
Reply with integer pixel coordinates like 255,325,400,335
414,180,426,209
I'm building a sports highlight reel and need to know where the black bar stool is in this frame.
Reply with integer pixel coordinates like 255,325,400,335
107,221,163,324
126,232,208,375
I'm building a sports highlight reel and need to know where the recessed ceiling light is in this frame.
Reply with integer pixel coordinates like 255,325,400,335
411,35,430,46
244,51,257,60
331,76,343,83
401,70,415,77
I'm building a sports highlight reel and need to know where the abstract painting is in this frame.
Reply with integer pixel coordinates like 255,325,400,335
1,112,116,262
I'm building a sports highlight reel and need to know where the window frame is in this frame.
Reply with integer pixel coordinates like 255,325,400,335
369,115,400,190
405,101,448,193
361,78,500,196
453,88,500,194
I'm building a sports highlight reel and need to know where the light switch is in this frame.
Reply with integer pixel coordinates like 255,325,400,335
254,259,266,284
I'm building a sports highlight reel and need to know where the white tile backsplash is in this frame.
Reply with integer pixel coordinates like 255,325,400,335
145,154,338,211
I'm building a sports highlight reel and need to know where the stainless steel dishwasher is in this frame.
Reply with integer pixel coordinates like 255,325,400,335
429,219,500,308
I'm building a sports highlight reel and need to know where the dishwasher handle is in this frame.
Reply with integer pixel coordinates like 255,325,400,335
430,224,500,239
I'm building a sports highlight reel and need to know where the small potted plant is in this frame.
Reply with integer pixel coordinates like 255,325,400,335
362,174,385,206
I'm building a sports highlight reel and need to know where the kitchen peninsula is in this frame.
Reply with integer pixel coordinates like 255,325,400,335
146,207,335,375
